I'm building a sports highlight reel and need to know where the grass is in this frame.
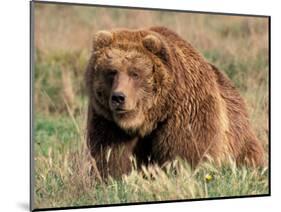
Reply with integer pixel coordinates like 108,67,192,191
34,115,268,209
33,2,269,209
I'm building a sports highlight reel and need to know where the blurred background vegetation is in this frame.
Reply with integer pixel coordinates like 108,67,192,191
33,2,269,209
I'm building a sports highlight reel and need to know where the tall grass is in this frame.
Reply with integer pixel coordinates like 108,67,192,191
33,2,269,209
34,115,268,208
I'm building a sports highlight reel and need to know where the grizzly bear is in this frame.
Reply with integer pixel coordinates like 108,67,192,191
85,26,265,179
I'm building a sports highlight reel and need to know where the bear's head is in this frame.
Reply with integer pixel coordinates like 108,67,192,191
86,29,173,135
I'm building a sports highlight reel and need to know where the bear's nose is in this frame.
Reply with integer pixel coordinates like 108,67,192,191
111,92,126,106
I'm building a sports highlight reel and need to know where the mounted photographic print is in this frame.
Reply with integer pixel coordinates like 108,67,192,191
31,1,270,211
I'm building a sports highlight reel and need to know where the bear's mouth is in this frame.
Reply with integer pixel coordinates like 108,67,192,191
113,108,135,116
114,108,130,114
109,102,136,116
112,108,137,120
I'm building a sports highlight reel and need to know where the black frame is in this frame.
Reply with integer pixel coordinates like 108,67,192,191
30,0,271,211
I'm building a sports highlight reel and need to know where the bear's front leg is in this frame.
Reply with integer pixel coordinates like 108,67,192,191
87,111,138,179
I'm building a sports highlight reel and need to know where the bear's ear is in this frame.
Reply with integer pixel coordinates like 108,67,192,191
142,35,162,54
93,31,113,50
142,34,170,63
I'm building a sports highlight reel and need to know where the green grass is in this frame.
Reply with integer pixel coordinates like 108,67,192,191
34,115,269,209
33,3,269,209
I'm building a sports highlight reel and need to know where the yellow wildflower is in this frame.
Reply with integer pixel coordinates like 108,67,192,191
205,174,213,182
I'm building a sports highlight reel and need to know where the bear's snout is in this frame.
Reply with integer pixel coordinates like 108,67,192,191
111,91,126,110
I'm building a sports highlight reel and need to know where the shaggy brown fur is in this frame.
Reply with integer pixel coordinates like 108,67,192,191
85,26,265,179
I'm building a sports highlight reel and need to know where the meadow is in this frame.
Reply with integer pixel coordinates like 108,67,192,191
33,3,269,209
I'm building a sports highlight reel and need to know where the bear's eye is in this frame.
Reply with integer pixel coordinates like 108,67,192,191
130,71,140,80
105,69,117,79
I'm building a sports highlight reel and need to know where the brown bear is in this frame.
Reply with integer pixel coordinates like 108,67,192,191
85,26,265,179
